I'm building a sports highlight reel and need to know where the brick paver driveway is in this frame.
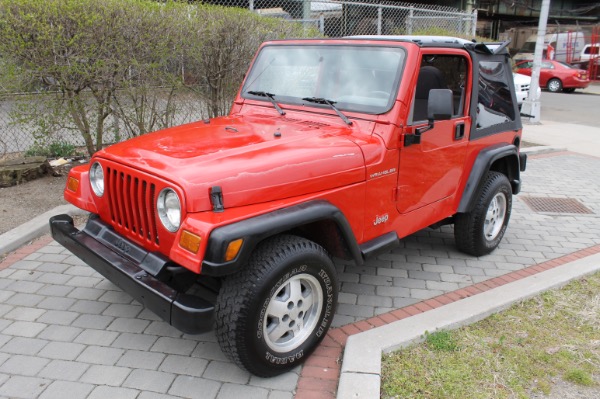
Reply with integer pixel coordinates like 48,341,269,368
1,151,599,398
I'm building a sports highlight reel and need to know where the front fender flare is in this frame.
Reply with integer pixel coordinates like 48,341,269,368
200,200,362,277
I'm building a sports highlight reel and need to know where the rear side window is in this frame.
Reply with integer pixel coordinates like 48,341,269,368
476,61,515,130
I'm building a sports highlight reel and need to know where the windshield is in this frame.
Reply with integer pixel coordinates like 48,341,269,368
242,45,405,114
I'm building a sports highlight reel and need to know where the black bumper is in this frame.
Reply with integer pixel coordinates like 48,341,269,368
49,214,214,334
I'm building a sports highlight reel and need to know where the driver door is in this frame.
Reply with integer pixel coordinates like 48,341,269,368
397,51,471,214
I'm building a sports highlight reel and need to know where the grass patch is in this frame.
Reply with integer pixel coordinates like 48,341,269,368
564,369,594,386
381,272,600,399
425,330,459,352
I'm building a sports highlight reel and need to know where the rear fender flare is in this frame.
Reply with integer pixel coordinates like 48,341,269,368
458,144,522,213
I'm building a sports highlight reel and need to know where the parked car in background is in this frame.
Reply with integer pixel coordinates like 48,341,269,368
573,44,600,80
576,44,599,68
514,60,590,93
513,73,540,107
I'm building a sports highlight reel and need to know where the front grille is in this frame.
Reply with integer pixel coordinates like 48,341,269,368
106,167,159,246
518,84,530,92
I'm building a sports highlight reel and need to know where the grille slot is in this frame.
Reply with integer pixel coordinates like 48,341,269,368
106,167,159,246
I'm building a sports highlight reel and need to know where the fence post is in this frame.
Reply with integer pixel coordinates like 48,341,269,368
472,10,477,37
377,7,382,35
407,7,413,35
320,14,325,34
249,0,254,11
303,0,311,20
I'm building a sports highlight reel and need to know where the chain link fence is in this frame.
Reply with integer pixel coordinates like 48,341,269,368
0,0,476,158
262,0,477,37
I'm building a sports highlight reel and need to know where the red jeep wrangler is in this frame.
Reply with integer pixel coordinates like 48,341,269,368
51,36,526,377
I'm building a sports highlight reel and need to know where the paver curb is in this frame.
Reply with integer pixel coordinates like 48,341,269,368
520,145,567,155
336,252,600,398
0,204,87,256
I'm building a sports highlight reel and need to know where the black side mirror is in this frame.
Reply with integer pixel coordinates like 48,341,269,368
427,89,454,121
405,89,455,147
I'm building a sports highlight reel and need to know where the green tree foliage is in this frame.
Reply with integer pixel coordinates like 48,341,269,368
0,0,316,156
182,5,316,118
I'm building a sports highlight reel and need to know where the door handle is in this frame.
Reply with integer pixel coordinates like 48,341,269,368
454,123,465,140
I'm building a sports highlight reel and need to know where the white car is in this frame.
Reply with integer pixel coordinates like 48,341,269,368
513,72,540,107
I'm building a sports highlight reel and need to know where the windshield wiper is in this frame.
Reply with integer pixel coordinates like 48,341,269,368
302,97,352,125
247,91,285,115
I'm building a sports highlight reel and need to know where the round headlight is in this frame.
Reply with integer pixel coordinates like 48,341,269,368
157,188,181,232
89,162,104,197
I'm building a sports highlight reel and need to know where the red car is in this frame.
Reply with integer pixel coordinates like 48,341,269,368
514,59,590,93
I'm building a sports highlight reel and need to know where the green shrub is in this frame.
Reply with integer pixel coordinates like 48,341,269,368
25,141,77,158
0,0,319,155
182,5,319,118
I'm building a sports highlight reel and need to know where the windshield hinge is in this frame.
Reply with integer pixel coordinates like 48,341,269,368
210,186,224,213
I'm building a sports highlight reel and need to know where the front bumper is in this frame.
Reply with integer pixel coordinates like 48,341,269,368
565,78,590,89
49,214,214,334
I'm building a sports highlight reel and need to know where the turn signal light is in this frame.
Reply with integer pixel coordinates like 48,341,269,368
225,239,243,262
179,230,201,254
67,177,79,192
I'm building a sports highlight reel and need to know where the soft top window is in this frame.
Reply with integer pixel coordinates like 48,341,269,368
242,45,405,115
476,61,515,130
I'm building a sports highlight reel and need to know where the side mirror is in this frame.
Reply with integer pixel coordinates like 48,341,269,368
405,89,455,147
427,89,454,121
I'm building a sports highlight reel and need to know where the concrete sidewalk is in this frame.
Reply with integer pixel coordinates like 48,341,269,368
1,121,600,398
522,121,600,158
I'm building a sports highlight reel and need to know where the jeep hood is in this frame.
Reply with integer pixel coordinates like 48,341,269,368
96,115,366,212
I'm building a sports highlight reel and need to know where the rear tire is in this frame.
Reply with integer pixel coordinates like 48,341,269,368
454,171,512,256
215,235,338,377
547,78,563,93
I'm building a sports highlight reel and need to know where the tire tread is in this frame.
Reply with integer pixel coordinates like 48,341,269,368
215,234,333,376
454,171,512,256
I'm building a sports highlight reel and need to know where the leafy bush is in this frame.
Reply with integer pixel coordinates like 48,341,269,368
0,0,318,156
25,141,77,158
182,5,319,118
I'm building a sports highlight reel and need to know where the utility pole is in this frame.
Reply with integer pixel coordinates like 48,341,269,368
521,0,551,123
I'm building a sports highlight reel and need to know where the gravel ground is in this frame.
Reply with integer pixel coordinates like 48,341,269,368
0,173,67,235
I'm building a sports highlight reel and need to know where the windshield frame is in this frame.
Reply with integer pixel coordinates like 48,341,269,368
241,43,406,116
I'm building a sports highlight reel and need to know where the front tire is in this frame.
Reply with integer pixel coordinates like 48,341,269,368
454,171,512,256
215,235,338,377
547,78,563,93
